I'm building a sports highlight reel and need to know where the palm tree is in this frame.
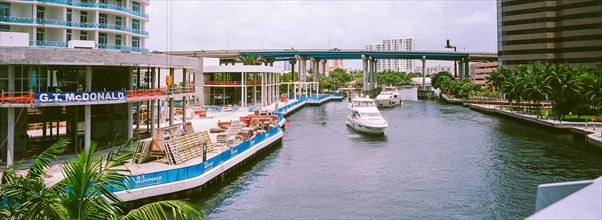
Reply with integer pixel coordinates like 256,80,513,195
1,138,203,220
525,64,551,118
584,63,602,116
485,65,509,92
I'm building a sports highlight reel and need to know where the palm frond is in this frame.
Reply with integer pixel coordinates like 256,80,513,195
26,138,69,180
119,200,203,220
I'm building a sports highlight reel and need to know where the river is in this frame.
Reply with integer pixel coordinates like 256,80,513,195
193,88,602,219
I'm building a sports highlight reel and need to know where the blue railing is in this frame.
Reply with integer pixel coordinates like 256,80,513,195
276,94,342,114
29,41,68,47
108,126,283,192
0,16,148,36
97,44,149,53
18,0,149,18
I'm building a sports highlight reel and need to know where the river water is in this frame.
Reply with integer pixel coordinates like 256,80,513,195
194,88,602,219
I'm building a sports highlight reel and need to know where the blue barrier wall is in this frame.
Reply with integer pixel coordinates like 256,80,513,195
110,93,340,193
110,126,282,193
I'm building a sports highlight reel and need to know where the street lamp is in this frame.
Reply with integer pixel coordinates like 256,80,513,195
445,39,457,78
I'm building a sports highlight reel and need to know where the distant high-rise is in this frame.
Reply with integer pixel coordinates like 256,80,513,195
327,60,344,74
497,0,602,68
365,38,415,72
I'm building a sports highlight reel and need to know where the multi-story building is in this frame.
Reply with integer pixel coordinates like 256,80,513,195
425,65,454,76
364,38,415,72
497,0,602,68
471,62,498,88
0,0,200,166
0,0,149,52
327,59,344,74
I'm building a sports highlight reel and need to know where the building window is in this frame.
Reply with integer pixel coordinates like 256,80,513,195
66,9,72,22
80,11,88,23
132,19,140,30
132,36,139,48
99,33,107,44
116,0,122,7
36,28,44,41
0,3,9,17
66,29,72,41
36,6,45,19
99,13,107,24
0,25,9,32
115,35,121,45
133,2,140,12
115,16,122,26
80,31,87,40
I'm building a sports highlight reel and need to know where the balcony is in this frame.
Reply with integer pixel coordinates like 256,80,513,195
97,44,149,53
0,16,148,36
29,41,68,47
17,0,149,19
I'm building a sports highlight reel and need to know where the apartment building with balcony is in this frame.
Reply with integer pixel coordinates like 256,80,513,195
0,0,203,167
0,0,148,52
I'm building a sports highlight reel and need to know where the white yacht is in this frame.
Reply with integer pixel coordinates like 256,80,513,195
346,97,388,134
374,89,402,107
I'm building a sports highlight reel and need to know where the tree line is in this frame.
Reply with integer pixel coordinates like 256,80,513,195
433,62,602,119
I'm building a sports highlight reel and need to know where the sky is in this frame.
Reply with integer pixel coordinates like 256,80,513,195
146,0,497,69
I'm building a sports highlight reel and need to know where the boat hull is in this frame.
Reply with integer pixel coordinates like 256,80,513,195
375,98,401,107
346,116,386,134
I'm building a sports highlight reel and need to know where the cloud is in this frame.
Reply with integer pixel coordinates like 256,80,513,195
145,0,497,68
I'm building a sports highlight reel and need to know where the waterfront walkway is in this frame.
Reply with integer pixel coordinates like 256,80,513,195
469,104,602,149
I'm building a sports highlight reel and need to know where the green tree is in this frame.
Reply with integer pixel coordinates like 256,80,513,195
485,66,509,92
583,63,602,115
431,71,453,89
1,139,203,220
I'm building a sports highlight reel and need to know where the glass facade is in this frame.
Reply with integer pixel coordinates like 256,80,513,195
497,0,602,67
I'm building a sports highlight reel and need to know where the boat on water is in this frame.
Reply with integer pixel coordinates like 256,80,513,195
374,89,402,107
346,96,388,134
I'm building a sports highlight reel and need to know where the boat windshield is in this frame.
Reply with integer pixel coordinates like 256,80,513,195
379,92,393,96
352,101,375,107
360,112,382,118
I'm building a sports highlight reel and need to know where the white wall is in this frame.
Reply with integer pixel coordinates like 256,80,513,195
0,32,29,46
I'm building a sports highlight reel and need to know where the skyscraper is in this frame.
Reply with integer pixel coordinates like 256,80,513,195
365,38,415,72
497,0,602,68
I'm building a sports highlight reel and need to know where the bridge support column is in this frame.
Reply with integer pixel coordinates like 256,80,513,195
362,55,369,92
458,59,465,80
371,58,377,90
321,60,327,77
422,56,426,89
464,58,470,79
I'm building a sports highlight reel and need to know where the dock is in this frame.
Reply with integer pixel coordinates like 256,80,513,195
114,94,342,202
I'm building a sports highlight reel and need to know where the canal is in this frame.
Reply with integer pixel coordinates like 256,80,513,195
194,88,602,219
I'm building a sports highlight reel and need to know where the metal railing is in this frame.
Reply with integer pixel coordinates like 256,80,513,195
0,91,35,104
29,41,68,47
18,0,149,18
0,16,148,36
97,44,149,53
